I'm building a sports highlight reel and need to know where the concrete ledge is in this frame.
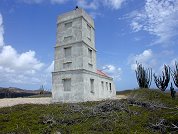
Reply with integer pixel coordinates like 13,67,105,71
52,69,113,80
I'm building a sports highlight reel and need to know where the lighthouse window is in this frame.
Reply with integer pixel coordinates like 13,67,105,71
64,47,71,57
63,78,71,91
65,22,72,28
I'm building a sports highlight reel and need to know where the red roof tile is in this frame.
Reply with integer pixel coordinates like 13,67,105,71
96,70,110,77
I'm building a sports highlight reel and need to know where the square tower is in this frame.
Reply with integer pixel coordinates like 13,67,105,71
54,8,96,73
52,8,116,102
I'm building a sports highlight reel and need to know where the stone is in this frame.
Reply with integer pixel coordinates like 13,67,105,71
52,8,116,102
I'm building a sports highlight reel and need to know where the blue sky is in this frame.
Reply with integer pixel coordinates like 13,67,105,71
0,0,178,90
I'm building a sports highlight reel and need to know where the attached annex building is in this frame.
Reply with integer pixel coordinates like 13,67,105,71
52,7,116,102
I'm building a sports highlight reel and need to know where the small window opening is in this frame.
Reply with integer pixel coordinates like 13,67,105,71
88,48,92,59
90,79,94,94
109,83,112,92
101,81,104,90
63,78,71,91
65,22,72,28
64,47,71,57
106,82,108,90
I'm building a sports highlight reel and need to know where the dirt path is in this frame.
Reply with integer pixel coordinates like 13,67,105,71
0,95,127,108
116,95,128,100
0,97,51,108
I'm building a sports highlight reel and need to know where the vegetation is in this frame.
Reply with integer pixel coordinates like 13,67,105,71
170,82,176,99
171,61,178,88
135,62,152,88
0,87,51,99
0,89,178,134
135,62,178,99
153,65,170,91
27,94,52,98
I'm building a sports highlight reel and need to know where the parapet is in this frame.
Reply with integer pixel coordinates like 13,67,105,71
57,7,94,28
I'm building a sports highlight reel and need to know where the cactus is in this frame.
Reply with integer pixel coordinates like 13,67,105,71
171,61,178,88
135,62,152,88
153,65,170,91
170,82,176,99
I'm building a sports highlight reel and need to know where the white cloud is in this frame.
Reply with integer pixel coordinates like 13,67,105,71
129,0,178,45
0,45,45,85
46,61,54,73
51,0,68,4
77,0,99,9
0,13,48,86
19,0,68,4
0,45,44,72
18,0,126,10
130,21,143,32
102,64,122,80
19,0,45,4
129,49,178,76
76,0,125,10
89,12,103,19
129,49,154,70
104,0,125,9
0,14,4,47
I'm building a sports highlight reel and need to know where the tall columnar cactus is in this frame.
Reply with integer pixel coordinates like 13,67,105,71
171,61,178,88
153,65,170,91
135,62,152,88
170,82,176,99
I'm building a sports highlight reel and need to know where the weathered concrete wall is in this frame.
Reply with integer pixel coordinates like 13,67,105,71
54,42,83,72
57,8,94,30
52,70,116,103
52,8,116,103
56,17,82,46
82,17,95,48
54,41,96,73
83,71,116,101
56,9,95,47
52,70,85,102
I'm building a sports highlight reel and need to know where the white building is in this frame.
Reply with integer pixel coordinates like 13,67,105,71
52,7,116,102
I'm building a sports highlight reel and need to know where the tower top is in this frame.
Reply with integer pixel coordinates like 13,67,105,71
57,7,94,28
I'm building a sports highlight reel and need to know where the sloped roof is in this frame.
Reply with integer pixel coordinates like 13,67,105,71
96,70,110,78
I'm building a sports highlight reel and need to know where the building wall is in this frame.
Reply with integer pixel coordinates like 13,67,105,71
81,16,95,48
54,42,83,72
56,9,95,47
54,41,96,73
56,17,82,46
52,70,116,103
52,8,116,103
83,71,116,101
52,70,85,102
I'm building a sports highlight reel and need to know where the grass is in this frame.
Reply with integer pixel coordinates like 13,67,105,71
0,88,178,134
128,88,178,107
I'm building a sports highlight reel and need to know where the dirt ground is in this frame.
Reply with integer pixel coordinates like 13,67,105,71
0,97,51,108
0,95,127,108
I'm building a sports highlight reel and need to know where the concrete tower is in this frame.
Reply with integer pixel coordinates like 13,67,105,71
52,8,116,102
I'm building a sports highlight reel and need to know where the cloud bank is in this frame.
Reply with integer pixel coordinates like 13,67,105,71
77,0,126,10
129,0,178,45
128,49,155,70
19,0,68,4
19,0,126,10
0,13,52,88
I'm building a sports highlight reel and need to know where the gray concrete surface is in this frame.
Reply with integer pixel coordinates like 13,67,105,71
52,8,116,102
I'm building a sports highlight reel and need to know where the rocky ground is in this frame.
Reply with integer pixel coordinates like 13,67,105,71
0,89,177,133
